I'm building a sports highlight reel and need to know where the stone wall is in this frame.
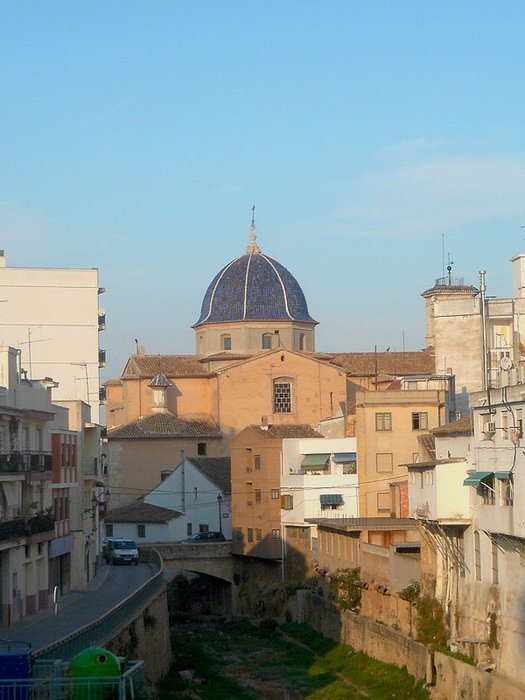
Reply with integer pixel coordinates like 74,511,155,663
432,651,525,700
291,591,525,700
107,588,172,686
360,588,417,637
293,591,429,682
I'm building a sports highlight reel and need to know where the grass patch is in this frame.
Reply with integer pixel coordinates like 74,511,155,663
158,618,430,700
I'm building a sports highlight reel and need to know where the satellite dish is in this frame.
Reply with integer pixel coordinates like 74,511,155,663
500,356,513,371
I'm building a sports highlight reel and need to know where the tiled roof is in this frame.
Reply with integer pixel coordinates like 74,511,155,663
418,433,436,459
108,413,222,440
198,352,253,363
106,501,181,523
421,283,478,297
105,378,123,387
247,424,324,439
148,372,172,388
194,252,318,326
431,416,472,436
123,355,212,378
188,457,231,495
310,350,435,376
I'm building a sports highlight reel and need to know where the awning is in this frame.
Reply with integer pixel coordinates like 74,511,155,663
331,452,356,463
320,494,344,506
301,454,330,469
463,471,493,486
495,471,512,480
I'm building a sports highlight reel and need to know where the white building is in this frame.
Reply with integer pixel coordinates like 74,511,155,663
280,437,359,522
0,346,56,624
0,251,106,423
106,456,231,544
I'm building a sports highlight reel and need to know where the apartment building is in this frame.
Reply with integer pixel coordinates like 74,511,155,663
0,251,106,423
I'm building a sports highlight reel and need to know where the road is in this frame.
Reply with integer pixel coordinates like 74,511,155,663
0,561,153,653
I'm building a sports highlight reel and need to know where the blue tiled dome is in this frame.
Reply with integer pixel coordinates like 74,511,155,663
194,249,317,327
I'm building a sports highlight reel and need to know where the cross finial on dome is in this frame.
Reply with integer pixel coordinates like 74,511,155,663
246,204,261,255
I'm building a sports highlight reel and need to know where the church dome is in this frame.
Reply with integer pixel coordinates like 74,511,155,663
194,223,317,327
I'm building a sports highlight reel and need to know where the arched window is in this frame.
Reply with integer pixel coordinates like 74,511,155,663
299,333,306,351
221,334,232,351
262,333,272,349
273,378,292,413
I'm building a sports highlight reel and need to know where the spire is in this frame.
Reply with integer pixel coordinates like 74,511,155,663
245,204,261,255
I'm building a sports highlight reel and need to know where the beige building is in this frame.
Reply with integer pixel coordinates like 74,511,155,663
356,375,455,518
422,253,525,415
230,424,323,569
0,251,106,423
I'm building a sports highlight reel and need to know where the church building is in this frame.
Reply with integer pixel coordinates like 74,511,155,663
105,219,434,506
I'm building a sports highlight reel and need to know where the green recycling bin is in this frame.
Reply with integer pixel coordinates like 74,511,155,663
69,647,121,699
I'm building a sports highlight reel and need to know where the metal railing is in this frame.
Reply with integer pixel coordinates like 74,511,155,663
0,657,146,699
0,451,52,474
35,549,164,661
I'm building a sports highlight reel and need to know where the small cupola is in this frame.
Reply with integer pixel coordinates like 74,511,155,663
148,372,172,413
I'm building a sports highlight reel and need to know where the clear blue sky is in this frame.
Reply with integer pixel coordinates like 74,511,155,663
2,1,525,380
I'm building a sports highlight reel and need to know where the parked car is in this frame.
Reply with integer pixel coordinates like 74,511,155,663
105,537,139,565
180,531,226,543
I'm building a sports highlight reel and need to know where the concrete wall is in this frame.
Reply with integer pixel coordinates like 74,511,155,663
292,590,430,683
106,588,172,685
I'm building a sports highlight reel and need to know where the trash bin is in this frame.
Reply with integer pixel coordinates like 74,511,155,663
68,647,121,699
0,639,32,700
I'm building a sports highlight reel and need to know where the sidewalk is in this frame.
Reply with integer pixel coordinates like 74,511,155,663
0,563,111,653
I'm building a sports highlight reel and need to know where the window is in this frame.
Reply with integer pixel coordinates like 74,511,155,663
502,413,509,440
299,333,306,351
281,494,293,510
376,453,393,473
262,333,272,349
254,455,261,470
412,412,428,430
197,442,207,456
247,528,253,542
474,531,481,581
187,523,192,536
221,334,232,351
106,524,113,537
377,492,391,512
272,529,280,539
255,528,262,541
375,412,392,431
235,527,243,541
199,524,209,533
137,524,146,538
255,489,261,504
273,380,292,413
271,489,279,499
25,545,30,559
479,474,495,505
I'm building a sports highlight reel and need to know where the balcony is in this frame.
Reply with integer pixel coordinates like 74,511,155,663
98,312,106,331
0,452,52,475
0,510,54,542
98,349,107,367
99,386,107,403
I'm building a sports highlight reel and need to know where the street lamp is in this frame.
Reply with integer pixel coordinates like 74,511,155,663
217,494,223,533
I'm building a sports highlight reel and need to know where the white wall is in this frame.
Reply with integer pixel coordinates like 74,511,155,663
0,259,104,423
144,458,232,539
281,437,359,523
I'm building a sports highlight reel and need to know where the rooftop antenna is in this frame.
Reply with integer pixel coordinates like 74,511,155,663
447,254,454,286
134,338,139,354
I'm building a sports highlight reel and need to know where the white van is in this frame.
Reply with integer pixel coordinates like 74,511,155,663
105,538,139,565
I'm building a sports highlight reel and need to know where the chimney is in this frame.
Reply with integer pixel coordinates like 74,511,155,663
138,345,145,356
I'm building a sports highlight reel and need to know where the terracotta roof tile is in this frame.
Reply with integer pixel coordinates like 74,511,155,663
311,350,435,376
188,457,231,495
106,501,181,523
105,378,123,387
431,416,472,436
124,355,212,378
247,424,324,439
108,413,222,440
